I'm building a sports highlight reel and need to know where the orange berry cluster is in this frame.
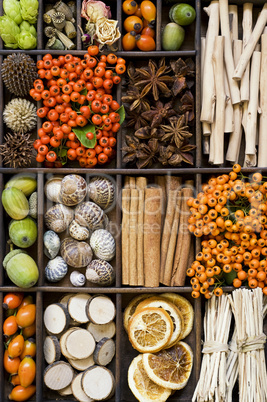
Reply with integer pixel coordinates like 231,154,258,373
187,164,267,298
30,45,125,168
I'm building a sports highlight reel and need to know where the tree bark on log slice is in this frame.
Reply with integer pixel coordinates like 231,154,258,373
44,361,74,391
93,338,115,366
44,335,61,364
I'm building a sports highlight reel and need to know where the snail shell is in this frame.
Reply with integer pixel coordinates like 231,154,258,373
61,237,93,268
74,201,104,231
70,270,86,287
90,229,115,261
45,176,63,202
86,259,115,286
45,204,74,233
43,230,61,259
45,256,68,282
88,177,115,210
69,219,90,241
59,174,87,206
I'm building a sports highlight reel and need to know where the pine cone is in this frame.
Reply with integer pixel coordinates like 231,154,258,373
1,53,38,97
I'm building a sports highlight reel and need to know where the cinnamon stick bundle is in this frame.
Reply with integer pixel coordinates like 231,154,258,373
171,185,193,286
144,187,162,287
129,189,139,286
136,177,147,286
121,188,131,285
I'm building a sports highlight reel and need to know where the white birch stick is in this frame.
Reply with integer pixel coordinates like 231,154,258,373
209,121,216,163
219,0,240,104
201,37,211,137
240,3,253,101
224,65,234,133
233,3,267,80
258,33,267,167
213,36,226,165
245,51,261,155
229,5,238,42
201,1,219,123
226,104,243,162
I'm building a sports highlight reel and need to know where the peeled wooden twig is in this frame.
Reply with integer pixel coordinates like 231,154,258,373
258,32,267,167
226,104,243,162
233,3,267,80
213,36,226,165
121,188,131,285
209,121,216,163
200,1,219,123
224,67,234,133
129,189,139,286
219,0,240,104
245,51,261,155
201,37,212,137
240,3,253,101
229,5,238,42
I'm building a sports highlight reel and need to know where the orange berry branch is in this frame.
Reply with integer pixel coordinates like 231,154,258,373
187,164,267,298
30,45,125,168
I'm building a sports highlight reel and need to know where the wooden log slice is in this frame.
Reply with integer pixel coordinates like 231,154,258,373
44,361,74,391
86,295,116,325
86,321,116,342
65,328,96,359
93,338,115,366
44,303,70,335
44,335,61,364
60,327,80,359
67,293,91,324
71,373,93,402
67,354,95,371
81,366,115,401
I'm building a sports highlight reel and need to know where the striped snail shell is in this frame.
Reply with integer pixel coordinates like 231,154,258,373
61,237,93,268
45,256,68,282
43,230,61,259
88,177,115,210
45,204,74,233
69,219,90,241
45,176,63,202
59,174,87,206
70,271,86,287
86,259,115,286
74,201,104,231
90,229,115,261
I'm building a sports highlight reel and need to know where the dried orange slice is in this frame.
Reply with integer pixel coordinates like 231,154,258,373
136,297,184,347
142,341,193,390
123,294,156,333
128,354,172,402
128,307,173,353
160,293,194,339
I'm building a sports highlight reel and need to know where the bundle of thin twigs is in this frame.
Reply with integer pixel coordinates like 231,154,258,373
228,288,267,402
193,295,232,401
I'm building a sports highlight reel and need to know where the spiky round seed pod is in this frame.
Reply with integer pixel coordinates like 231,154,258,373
0,132,34,168
1,53,38,97
3,98,37,134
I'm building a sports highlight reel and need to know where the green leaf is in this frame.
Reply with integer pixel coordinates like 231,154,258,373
73,124,96,148
80,88,87,96
117,105,125,125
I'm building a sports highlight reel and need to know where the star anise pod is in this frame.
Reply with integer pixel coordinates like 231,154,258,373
134,58,174,101
141,101,176,128
134,126,164,141
125,62,138,86
121,86,150,113
179,91,195,122
170,58,195,96
161,114,192,148
135,138,159,168
157,144,177,166
169,141,196,166
125,107,149,130
122,134,142,164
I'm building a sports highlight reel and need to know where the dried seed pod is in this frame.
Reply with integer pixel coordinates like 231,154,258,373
64,21,77,39
54,1,75,23
88,177,115,210
61,238,93,268
67,1,76,17
52,12,66,30
46,37,65,50
69,220,90,241
43,8,56,24
55,29,75,49
86,260,115,286
90,229,115,261
3,99,37,134
45,204,74,233
70,271,86,287
44,26,56,38
59,174,87,206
